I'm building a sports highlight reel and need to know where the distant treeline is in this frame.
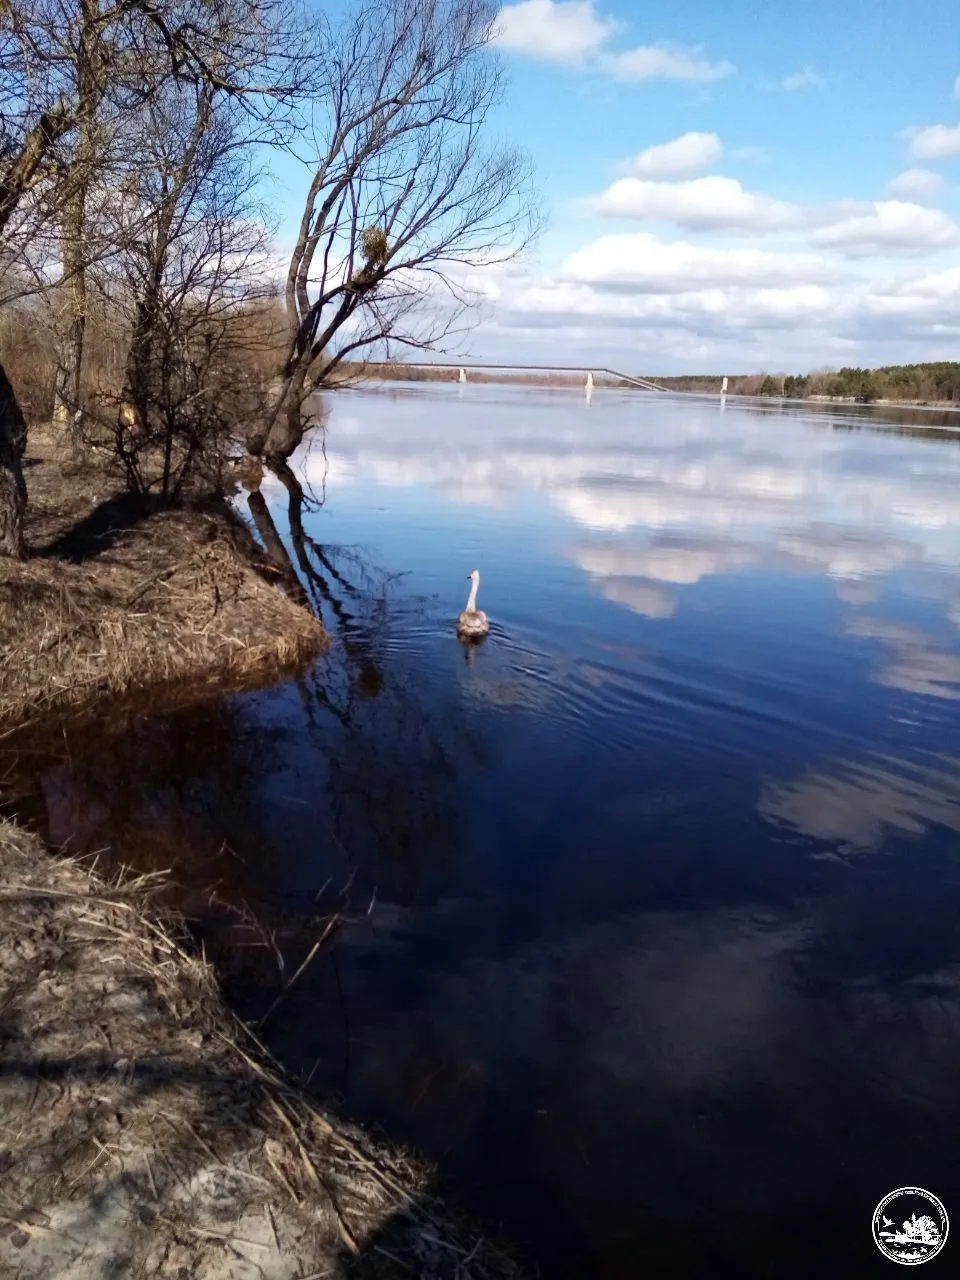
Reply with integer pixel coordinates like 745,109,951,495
365,360,960,405
647,363,960,404
355,362,593,388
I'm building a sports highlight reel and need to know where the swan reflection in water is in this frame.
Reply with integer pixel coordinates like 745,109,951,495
460,635,487,667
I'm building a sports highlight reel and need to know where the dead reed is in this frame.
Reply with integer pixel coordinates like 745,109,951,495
0,297,288,427
0,422,327,731
0,818,523,1278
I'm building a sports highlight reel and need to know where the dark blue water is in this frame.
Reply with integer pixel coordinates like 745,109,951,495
20,385,960,1276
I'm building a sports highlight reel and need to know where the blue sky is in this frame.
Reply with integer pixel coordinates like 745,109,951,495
274,0,960,374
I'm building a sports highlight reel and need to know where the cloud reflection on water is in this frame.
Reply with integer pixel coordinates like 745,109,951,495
278,388,960,641
760,752,960,852
843,613,960,701
596,577,676,618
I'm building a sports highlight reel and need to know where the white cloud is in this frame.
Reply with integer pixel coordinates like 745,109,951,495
507,277,838,338
561,233,837,291
493,2,733,81
886,264,960,297
457,216,960,368
585,170,960,253
493,0,615,64
602,45,734,84
628,132,723,178
780,68,823,91
476,240,960,372
811,201,960,256
886,168,945,201
905,123,960,159
590,175,797,231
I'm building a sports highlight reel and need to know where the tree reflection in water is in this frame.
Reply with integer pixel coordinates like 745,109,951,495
253,449,485,898
739,398,960,438
1,453,487,1024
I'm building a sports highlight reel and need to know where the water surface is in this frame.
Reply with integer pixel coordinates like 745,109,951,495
13,385,960,1277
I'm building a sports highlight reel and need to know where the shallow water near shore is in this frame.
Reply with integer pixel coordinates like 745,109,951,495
10,384,960,1276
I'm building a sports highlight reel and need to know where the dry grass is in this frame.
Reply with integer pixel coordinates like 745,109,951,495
0,819,523,1279
0,423,327,731
0,306,64,423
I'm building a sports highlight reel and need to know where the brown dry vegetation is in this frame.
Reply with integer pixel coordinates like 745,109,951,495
0,298,289,429
0,819,522,1279
0,419,326,732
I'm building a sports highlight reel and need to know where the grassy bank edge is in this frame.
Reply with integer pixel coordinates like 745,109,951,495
0,423,329,734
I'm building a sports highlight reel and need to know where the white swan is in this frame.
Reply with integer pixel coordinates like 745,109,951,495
457,569,489,639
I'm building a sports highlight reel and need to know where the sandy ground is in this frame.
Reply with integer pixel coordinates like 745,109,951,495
0,820,522,1279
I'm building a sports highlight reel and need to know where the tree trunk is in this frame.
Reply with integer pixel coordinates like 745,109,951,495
264,381,309,462
52,184,89,429
249,371,302,460
53,0,99,431
0,107,71,239
52,207,88,428
0,98,74,553
0,361,28,558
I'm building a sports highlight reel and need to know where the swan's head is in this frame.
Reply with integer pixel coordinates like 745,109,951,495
467,568,480,584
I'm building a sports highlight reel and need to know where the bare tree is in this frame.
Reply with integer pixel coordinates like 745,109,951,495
100,79,273,500
49,0,108,430
0,0,312,555
51,0,316,430
252,0,539,460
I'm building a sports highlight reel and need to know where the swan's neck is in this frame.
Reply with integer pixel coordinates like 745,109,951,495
465,577,479,612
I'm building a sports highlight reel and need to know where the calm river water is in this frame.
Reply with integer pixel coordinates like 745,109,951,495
17,385,960,1276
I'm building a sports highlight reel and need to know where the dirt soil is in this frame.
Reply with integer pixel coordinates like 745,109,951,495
0,425,327,732
0,819,523,1280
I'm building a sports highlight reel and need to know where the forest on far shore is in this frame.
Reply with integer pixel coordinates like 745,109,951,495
649,362,960,404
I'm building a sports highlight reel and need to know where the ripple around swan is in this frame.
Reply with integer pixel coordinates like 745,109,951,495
468,619,866,768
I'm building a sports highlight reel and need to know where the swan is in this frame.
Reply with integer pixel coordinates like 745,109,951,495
457,569,489,639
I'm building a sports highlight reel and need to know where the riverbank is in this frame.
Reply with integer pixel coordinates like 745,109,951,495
0,819,522,1279
0,425,327,733
356,363,960,410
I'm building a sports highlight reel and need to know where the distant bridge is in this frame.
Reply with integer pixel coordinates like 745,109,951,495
369,360,670,393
